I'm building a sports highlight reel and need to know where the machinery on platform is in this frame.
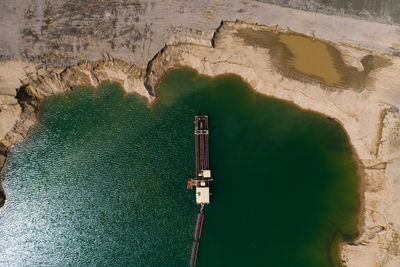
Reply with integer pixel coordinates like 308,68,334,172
187,115,213,267
187,115,213,205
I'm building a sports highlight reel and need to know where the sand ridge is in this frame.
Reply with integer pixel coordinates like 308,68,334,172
0,3,400,265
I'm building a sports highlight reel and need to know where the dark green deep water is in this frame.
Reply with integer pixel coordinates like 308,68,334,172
0,69,359,266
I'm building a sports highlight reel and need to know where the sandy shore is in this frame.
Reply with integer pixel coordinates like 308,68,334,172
144,22,400,266
1,2,400,266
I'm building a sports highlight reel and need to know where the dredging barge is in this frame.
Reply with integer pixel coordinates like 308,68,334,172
187,115,213,267
187,115,212,204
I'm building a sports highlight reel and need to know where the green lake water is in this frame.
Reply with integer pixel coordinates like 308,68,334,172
0,69,359,266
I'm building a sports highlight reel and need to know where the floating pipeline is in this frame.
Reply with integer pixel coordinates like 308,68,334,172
194,213,204,240
190,241,199,267
190,212,205,267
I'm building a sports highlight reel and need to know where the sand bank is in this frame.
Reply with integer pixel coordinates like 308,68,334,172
0,9,400,266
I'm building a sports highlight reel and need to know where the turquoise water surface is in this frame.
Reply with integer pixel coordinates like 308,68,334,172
0,69,359,266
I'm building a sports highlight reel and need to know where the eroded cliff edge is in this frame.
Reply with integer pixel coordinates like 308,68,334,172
1,19,400,267
145,22,400,265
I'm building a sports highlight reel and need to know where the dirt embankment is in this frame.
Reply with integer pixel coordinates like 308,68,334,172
0,19,400,267
1,0,400,67
258,0,400,24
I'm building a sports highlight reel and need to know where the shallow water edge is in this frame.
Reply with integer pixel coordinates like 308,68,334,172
1,68,362,266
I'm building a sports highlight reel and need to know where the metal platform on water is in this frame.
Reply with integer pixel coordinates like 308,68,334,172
187,115,213,267
187,115,213,205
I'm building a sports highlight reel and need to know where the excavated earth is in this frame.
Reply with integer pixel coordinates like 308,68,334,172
1,1,400,267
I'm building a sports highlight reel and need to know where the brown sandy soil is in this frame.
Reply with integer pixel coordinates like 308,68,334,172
1,2,400,266
235,28,391,90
